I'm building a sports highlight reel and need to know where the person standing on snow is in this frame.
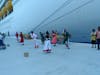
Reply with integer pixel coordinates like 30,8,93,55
96,26,100,50
16,32,19,41
62,29,71,49
51,31,57,46
40,32,45,44
0,33,6,49
32,32,39,48
19,32,24,45
91,29,96,48
43,31,51,53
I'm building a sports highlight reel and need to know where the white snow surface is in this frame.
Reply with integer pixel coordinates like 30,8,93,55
0,37,100,75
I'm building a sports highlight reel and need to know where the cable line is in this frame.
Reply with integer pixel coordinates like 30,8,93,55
33,0,74,31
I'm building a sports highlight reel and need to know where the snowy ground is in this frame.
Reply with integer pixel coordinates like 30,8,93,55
0,37,100,75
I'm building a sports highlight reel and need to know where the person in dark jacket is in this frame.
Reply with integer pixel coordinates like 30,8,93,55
62,29,71,49
0,33,6,49
40,32,45,44
16,32,19,41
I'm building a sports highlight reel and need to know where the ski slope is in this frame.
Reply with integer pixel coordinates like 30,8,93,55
0,37,100,75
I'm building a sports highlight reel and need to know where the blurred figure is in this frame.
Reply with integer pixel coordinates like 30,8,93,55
62,29,71,49
8,31,10,37
40,32,45,44
32,32,39,48
15,32,19,41
91,29,96,48
51,31,57,46
2,33,6,40
96,26,100,50
19,32,24,45
30,31,33,39
0,33,6,49
43,31,51,53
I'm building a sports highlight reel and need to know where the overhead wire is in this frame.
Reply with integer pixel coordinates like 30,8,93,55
36,0,94,31
33,0,74,31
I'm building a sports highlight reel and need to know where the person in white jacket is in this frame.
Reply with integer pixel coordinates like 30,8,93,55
43,31,51,53
31,32,39,48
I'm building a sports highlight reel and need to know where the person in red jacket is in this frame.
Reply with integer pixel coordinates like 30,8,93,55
15,32,19,41
51,31,57,46
19,32,24,45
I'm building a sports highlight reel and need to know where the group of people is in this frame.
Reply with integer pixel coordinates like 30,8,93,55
15,32,24,45
34,29,70,53
39,29,71,52
2,27,100,51
15,29,71,53
91,26,100,50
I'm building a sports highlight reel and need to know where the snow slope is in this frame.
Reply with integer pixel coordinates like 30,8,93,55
0,37,100,75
